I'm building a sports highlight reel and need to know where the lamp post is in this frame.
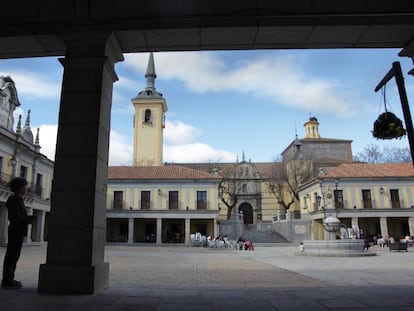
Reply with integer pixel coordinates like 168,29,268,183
318,177,326,212
375,61,414,167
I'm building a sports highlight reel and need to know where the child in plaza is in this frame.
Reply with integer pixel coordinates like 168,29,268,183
1,178,33,289
298,242,305,252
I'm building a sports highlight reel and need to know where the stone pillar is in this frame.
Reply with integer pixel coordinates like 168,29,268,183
25,208,33,243
0,206,8,245
128,218,134,244
408,217,414,237
213,220,218,238
38,31,123,294
351,217,358,227
184,218,190,245
351,217,359,239
35,210,45,242
156,218,162,245
380,217,389,238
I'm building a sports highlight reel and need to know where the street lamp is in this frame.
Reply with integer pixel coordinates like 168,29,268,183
318,177,326,210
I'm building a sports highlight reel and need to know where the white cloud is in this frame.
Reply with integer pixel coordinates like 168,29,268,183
36,124,58,161
164,120,198,145
34,124,133,165
0,71,60,99
124,52,359,116
108,131,133,166
164,143,236,163
163,119,236,163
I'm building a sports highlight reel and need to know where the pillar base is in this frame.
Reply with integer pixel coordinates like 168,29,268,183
38,262,109,294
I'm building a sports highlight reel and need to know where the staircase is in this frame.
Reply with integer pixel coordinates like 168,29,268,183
242,224,289,243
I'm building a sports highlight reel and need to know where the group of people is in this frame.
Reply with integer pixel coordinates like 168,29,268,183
374,234,414,248
237,237,254,251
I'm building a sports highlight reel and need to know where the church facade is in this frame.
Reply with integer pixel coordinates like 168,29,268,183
0,76,53,244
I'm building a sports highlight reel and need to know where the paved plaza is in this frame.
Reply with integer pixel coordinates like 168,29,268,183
0,244,414,310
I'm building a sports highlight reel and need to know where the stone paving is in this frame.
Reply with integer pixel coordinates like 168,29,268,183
0,244,414,310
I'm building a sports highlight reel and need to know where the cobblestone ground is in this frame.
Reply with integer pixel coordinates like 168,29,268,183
0,244,414,310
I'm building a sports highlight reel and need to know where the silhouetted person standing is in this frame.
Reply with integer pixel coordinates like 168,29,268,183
2,178,32,289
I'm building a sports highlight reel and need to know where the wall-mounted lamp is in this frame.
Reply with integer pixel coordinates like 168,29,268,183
158,189,161,196
379,187,384,194
8,157,16,166
334,178,340,190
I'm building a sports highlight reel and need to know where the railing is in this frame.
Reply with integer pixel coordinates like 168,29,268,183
196,200,209,210
167,200,181,210
0,172,12,188
0,172,43,198
27,182,43,197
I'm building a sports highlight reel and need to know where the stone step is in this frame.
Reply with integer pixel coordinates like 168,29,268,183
242,226,288,243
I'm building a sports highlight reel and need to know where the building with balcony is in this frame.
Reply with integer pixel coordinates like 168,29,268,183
0,76,53,245
106,166,220,244
105,54,221,244
298,163,414,240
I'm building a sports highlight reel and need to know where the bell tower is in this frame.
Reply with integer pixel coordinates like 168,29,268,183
131,53,167,166
304,116,321,139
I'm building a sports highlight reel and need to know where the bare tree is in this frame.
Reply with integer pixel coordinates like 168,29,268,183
218,163,240,220
353,144,382,163
268,160,313,213
354,144,411,163
382,146,411,163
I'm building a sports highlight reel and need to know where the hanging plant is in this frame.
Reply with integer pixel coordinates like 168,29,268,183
372,112,406,140
372,86,407,140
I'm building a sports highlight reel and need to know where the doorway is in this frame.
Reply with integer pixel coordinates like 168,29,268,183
239,203,253,224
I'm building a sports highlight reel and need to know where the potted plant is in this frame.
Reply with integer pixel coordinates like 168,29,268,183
372,111,406,140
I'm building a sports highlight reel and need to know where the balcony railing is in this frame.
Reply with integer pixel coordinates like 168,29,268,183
0,172,43,198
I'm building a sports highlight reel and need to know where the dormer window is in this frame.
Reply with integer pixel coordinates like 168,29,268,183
144,109,152,123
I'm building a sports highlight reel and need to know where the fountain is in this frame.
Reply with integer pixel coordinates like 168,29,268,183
297,215,376,257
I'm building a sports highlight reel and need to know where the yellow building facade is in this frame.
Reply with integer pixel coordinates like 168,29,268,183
298,163,414,240
106,166,220,244
0,76,53,244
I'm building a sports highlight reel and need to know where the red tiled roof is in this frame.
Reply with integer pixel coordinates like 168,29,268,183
108,165,221,180
173,162,283,178
323,163,414,178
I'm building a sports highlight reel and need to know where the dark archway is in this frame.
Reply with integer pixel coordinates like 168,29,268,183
239,203,253,225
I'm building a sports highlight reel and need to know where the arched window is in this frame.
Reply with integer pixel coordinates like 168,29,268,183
144,109,152,123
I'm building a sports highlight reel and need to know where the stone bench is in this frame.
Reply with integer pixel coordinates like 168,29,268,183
389,242,408,252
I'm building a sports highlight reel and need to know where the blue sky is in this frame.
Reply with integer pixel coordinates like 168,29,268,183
1,49,413,165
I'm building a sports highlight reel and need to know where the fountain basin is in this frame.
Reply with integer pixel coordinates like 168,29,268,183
296,240,376,257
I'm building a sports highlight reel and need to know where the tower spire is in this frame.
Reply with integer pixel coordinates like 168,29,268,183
145,52,156,92
24,109,31,127
135,52,163,99
16,115,22,134
35,127,40,146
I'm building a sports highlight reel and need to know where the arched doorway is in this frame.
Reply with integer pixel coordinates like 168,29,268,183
239,203,253,225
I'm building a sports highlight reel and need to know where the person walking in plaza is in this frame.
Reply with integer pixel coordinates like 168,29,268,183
1,178,33,289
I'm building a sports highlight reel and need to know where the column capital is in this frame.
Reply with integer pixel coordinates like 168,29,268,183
61,31,124,81
62,31,123,62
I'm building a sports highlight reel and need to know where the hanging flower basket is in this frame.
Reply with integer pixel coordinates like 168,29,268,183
372,111,406,140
